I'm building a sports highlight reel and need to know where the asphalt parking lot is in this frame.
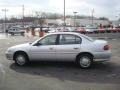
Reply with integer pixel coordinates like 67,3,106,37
0,33,120,90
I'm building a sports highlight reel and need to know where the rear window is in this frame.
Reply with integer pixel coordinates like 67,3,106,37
80,34,94,42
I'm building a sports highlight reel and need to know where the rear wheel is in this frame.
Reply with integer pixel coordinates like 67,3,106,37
14,53,29,66
76,54,93,69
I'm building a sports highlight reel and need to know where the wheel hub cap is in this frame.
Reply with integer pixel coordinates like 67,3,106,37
80,57,90,67
16,55,25,65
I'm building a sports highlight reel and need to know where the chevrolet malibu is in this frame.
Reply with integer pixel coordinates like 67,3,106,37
5,32,111,68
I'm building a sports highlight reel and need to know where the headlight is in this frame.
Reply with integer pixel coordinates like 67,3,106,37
6,49,13,53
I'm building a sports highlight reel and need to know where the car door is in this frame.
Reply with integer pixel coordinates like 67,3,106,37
56,34,82,61
30,34,58,60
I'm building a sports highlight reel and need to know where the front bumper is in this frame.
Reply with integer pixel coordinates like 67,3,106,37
5,52,13,60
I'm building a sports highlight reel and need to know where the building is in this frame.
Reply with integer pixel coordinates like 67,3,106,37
111,20,120,27
46,19,63,26
66,18,110,26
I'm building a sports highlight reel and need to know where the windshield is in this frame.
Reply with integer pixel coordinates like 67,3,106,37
31,38,42,45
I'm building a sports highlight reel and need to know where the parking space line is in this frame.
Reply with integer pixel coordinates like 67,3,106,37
0,63,5,86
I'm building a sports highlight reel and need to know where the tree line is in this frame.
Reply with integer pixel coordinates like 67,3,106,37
0,13,109,23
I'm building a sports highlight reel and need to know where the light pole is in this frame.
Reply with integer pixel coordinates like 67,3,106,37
22,5,25,28
2,8,8,33
63,0,66,30
116,14,120,26
73,12,77,28
91,9,94,26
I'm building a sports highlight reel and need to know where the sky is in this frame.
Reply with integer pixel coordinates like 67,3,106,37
0,0,120,20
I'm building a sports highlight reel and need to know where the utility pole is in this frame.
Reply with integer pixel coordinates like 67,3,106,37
63,0,66,30
92,9,94,26
73,12,77,28
116,13,120,27
22,5,25,28
2,8,8,33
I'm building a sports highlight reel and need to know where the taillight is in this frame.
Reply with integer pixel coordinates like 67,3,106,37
103,45,110,50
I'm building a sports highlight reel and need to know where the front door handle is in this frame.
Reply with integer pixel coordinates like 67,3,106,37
74,47,79,50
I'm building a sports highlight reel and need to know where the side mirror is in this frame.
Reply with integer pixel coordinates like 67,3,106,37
29,42,32,45
34,42,42,46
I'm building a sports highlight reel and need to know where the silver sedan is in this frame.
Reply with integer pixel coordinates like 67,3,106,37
5,32,111,68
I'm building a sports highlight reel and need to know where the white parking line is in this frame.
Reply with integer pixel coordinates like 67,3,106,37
0,63,5,87
0,34,8,39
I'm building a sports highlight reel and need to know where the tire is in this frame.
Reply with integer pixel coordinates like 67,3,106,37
11,32,14,36
21,32,25,36
76,54,93,69
14,53,29,66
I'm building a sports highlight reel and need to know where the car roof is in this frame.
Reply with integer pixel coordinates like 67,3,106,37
45,32,93,41
46,32,81,36
46,32,91,39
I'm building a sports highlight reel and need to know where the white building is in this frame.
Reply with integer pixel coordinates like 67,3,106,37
66,18,110,26
46,19,63,26
111,20,120,27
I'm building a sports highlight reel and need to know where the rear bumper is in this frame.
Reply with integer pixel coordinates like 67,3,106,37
93,51,111,62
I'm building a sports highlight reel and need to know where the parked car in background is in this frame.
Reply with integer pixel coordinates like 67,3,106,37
111,27,118,33
76,27,86,33
6,32,111,69
85,25,98,33
7,26,25,36
66,27,75,32
98,28,106,33
48,28,58,33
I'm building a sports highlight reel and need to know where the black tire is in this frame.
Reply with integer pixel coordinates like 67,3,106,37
11,32,14,36
14,53,29,66
21,32,25,36
76,54,93,69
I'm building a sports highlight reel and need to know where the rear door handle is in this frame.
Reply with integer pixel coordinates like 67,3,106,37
49,47,54,50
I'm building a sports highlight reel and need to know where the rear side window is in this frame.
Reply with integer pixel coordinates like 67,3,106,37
80,34,94,42
59,34,81,45
82,35,94,42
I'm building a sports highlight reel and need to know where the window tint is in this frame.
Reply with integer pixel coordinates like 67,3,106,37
59,34,81,45
39,35,57,45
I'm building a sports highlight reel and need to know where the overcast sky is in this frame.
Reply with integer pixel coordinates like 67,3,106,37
0,0,120,20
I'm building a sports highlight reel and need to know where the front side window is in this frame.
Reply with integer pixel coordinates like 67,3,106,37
59,34,81,45
38,35,57,45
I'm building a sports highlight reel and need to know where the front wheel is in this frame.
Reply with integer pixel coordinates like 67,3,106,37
11,32,14,35
21,32,25,36
76,54,93,69
14,53,29,66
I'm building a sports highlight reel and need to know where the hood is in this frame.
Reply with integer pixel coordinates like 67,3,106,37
9,43,30,51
